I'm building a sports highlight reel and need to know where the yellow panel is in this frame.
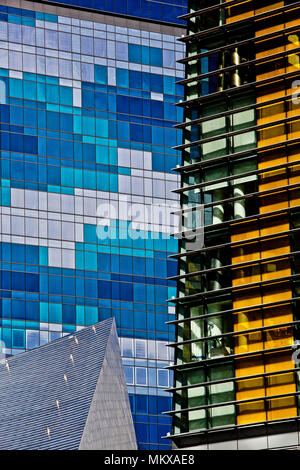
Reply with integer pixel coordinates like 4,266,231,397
232,265,260,286
234,309,262,332
285,8,300,28
289,120,300,139
260,237,291,257
266,372,296,396
255,14,284,37
264,326,294,349
256,64,286,82
263,285,292,305
230,223,259,242
263,304,294,326
236,377,264,400
235,356,264,377
257,102,285,125
225,0,253,23
228,0,298,428
262,258,291,281
257,88,285,103
288,99,300,119
290,188,300,207
265,352,295,372
268,398,297,420
232,287,262,309
259,193,289,213
231,242,260,264
255,2,284,14
259,170,289,192
237,404,266,425
288,163,300,185
259,215,290,235
255,36,284,59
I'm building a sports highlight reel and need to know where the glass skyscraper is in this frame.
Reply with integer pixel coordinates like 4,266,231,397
169,0,300,451
0,0,187,449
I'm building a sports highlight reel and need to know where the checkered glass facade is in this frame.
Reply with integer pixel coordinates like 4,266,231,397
0,1,185,449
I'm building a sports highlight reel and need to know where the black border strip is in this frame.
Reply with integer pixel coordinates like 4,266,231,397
163,415,300,441
173,182,300,216
178,45,300,86
167,272,300,304
174,92,297,130
169,250,300,282
168,320,300,348
172,139,300,174
166,344,294,369
175,113,300,151
173,160,300,194
164,390,300,415
167,295,300,325
168,365,300,393
176,69,300,108
179,23,300,64
169,227,300,259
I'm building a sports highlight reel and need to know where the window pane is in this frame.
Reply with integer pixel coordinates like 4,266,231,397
124,365,134,384
158,369,169,387
136,367,147,385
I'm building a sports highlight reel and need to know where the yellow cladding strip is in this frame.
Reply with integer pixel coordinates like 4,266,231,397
228,1,299,425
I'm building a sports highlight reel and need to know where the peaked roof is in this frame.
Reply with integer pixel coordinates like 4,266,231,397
0,318,137,449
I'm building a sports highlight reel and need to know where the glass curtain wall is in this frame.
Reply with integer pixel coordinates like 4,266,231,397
169,0,300,445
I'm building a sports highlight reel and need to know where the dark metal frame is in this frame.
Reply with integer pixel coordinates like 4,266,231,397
168,319,300,348
167,295,300,325
179,1,300,42
170,227,300,260
178,45,300,87
168,272,300,303
172,137,300,174
178,23,300,65
166,344,294,369
169,0,300,445
173,160,300,193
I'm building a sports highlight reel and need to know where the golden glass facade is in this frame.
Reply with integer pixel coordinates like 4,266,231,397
167,0,300,449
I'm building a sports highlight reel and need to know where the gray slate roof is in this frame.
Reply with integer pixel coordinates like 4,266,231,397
0,317,137,450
